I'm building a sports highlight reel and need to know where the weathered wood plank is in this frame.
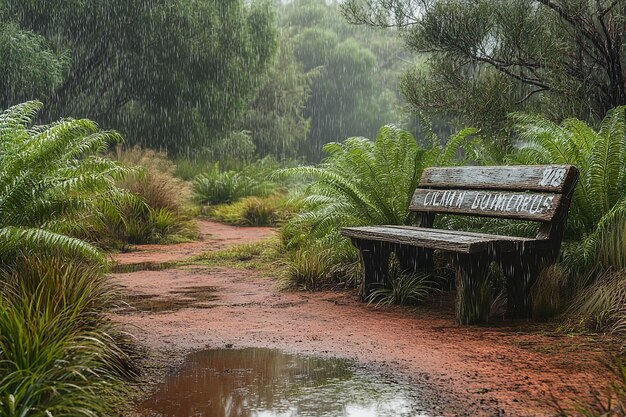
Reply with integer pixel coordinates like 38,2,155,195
382,225,538,242
419,165,578,193
341,226,536,253
409,188,562,221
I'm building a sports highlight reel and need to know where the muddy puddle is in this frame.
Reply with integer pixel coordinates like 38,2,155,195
137,348,430,417
121,286,219,313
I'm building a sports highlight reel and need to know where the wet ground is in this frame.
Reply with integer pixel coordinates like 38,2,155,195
138,348,430,417
112,219,617,417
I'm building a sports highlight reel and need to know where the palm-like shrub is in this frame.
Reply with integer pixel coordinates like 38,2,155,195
510,106,626,268
280,125,477,288
509,107,626,331
0,102,135,415
0,101,130,263
192,162,276,205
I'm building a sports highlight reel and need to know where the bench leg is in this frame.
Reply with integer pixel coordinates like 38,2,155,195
352,240,392,301
501,252,552,319
394,244,433,274
451,253,491,325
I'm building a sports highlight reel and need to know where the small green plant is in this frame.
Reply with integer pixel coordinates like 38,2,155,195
281,246,334,290
367,269,439,307
192,164,273,206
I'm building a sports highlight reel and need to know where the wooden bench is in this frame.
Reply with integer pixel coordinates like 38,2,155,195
341,165,579,324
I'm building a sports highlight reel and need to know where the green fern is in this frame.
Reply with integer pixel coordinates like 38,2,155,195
0,101,131,264
509,107,626,268
280,124,478,288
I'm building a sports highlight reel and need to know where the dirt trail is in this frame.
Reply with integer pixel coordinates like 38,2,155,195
111,220,613,417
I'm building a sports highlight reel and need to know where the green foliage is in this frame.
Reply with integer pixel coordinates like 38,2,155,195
0,22,67,105
0,0,278,154
192,162,278,206
209,195,302,226
0,101,132,264
83,147,198,247
280,125,474,289
367,270,438,306
510,106,626,269
282,0,409,160
281,246,335,291
0,259,134,417
240,35,312,160
567,269,626,334
343,0,626,134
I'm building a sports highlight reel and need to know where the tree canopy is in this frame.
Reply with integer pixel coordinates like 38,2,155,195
0,0,278,154
343,0,626,132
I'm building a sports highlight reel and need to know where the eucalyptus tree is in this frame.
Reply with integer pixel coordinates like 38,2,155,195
343,0,626,132
0,0,278,154
281,0,409,160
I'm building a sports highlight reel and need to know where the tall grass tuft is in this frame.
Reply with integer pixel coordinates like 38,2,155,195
0,258,135,417
530,264,569,320
367,268,439,307
77,146,199,247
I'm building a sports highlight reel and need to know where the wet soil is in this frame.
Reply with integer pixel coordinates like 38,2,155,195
111,219,616,417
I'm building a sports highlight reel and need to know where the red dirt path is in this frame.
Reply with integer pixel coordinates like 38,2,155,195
111,220,614,417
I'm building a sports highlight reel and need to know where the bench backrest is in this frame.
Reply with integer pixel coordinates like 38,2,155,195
410,165,579,240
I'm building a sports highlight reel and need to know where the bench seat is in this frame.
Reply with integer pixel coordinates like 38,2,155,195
341,226,542,254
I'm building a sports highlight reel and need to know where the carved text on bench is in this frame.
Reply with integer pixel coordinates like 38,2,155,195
420,190,555,215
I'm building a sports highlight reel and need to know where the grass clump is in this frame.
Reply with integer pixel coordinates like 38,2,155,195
530,264,570,320
0,260,134,417
189,239,280,272
367,270,439,307
209,195,302,226
77,146,199,248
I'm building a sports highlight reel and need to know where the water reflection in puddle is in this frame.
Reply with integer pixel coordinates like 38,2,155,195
138,348,430,417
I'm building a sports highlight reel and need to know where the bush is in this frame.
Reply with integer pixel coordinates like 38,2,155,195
0,101,131,265
0,102,136,415
511,106,626,270
0,259,134,416
79,146,199,247
209,195,302,226
279,125,475,290
507,107,626,331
